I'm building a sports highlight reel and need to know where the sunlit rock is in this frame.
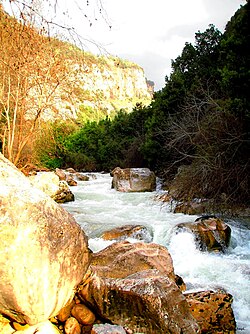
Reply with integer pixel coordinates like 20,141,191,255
100,224,153,243
111,167,156,192
90,241,175,281
55,168,67,181
175,216,231,252
185,290,236,333
0,153,90,325
64,317,81,334
78,270,200,334
14,321,60,333
29,171,74,203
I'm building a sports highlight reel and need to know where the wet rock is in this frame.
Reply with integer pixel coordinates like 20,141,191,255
75,173,89,181
111,167,156,192
64,317,81,334
185,290,236,333
52,180,75,203
100,225,153,242
55,168,67,181
90,241,175,281
175,216,231,252
66,168,77,173
91,323,127,334
0,153,90,325
66,174,78,186
78,271,200,334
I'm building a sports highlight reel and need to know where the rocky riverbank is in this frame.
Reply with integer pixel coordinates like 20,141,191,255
0,157,236,333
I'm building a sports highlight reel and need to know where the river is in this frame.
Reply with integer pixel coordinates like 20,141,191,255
62,172,250,333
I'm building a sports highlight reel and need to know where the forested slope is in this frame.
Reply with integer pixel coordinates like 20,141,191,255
7,3,249,207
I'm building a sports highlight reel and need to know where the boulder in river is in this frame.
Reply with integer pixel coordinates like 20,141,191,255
78,270,200,334
185,290,236,333
175,216,231,252
111,167,156,192
100,224,153,242
0,153,90,325
90,241,176,282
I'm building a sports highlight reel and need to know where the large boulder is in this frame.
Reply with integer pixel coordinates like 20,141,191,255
0,153,90,325
90,241,176,282
175,216,231,252
29,172,74,203
185,290,236,333
78,270,200,334
111,167,156,192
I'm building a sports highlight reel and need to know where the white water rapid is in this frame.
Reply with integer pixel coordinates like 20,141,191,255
62,173,250,333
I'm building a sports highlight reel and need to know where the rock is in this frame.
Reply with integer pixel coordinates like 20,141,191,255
57,300,75,322
66,174,78,186
29,171,60,197
14,321,61,333
175,216,231,252
111,167,156,192
100,225,153,242
91,323,127,334
90,241,176,281
0,314,14,334
78,271,200,334
75,173,89,181
52,180,75,203
174,199,212,215
71,304,96,325
29,172,74,203
185,290,236,333
64,317,81,334
66,168,77,173
55,168,67,181
0,153,90,325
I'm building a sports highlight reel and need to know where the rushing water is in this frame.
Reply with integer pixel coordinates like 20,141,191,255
62,173,250,333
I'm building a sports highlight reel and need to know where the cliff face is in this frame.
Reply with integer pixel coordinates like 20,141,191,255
0,7,152,123
36,52,153,122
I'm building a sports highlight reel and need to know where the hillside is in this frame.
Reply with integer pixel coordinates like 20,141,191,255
0,7,152,124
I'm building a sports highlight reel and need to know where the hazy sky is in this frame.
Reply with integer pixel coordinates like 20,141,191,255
8,0,245,91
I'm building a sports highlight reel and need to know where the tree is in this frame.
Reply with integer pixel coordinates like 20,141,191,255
0,8,68,165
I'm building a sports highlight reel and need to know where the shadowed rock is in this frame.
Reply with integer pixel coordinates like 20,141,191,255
78,270,200,334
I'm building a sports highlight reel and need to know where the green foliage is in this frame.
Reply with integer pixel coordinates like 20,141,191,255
35,3,249,206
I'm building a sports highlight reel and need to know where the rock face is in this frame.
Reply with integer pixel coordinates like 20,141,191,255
0,153,90,325
78,270,200,334
111,167,156,192
175,216,231,252
185,290,236,333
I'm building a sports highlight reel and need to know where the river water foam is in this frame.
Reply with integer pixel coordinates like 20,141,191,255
62,173,250,333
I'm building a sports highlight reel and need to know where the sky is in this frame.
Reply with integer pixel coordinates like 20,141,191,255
4,0,245,91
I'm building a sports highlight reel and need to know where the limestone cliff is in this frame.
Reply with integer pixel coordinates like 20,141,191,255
35,51,153,122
